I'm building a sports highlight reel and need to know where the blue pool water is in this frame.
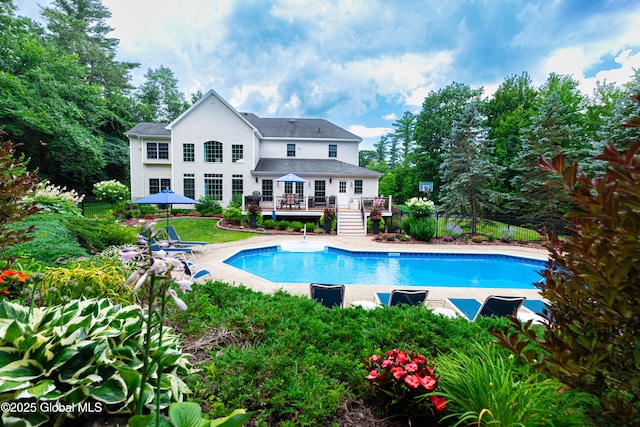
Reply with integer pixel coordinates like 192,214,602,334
223,246,545,289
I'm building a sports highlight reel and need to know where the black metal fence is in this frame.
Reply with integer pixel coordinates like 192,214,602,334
388,211,572,242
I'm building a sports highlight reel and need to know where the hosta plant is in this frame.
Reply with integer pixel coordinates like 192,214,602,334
0,298,194,426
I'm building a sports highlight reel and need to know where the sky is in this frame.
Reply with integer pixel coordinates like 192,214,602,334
14,0,640,150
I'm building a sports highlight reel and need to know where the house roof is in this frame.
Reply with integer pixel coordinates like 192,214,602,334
126,122,170,137
241,113,361,141
253,158,382,177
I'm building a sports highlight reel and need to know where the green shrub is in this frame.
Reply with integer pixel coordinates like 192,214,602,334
93,179,129,206
400,216,414,234
366,216,385,230
222,206,242,225
262,219,277,229
25,180,84,215
63,218,138,254
276,220,291,230
410,217,437,241
196,196,223,216
229,193,242,208
305,222,316,233
168,282,524,425
437,341,591,427
0,298,193,426
6,214,89,265
290,221,304,232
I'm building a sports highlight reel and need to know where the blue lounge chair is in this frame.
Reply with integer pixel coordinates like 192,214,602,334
377,290,428,307
150,241,195,260
165,225,210,253
182,260,212,281
310,284,345,309
447,295,525,321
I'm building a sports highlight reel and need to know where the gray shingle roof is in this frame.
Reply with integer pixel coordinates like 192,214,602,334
241,113,361,141
126,122,170,137
253,158,381,177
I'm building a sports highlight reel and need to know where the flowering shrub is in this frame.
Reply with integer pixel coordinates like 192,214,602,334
23,180,84,215
471,235,484,243
0,269,30,300
365,349,446,415
405,197,436,218
93,179,130,205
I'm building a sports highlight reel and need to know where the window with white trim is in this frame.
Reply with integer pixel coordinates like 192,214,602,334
232,144,244,163
354,179,363,194
287,143,296,157
204,174,222,200
328,144,337,158
183,143,195,162
184,174,195,199
204,141,223,163
147,142,169,160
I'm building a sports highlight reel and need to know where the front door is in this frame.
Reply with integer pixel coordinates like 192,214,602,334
337,180,349,208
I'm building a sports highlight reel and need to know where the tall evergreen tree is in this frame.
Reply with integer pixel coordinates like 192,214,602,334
413,82,483,202
42,0,138,91
485,72,537,194
439,101,501,232
511,74,588,218
392,111,416,166
135,66,190,123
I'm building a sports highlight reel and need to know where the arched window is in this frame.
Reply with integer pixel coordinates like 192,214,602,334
204,141,223,163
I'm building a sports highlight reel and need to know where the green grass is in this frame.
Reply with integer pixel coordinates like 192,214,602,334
82,201,112,218
164,218,256,243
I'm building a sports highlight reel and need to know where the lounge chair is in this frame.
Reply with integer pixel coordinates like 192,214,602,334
165,225,210,253
181,260,212,281
446,295,526,321
150,241,195,260
377,290,428,307
310,283,345,309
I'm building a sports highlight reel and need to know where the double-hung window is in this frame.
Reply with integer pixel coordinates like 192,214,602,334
183,143,195,162
183,174,195,199
328,144,337,158
287,143,296,157
147,142,169,160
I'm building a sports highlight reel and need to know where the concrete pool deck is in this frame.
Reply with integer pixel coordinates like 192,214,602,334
190,233,549,310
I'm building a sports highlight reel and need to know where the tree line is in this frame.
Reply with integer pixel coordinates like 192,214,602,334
2,0,639,219
0,0,195,194
360,71,640,219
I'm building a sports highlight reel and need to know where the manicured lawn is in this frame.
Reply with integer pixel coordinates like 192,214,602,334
164,218,256,243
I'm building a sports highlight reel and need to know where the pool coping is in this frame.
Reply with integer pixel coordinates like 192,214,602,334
193,234,549,307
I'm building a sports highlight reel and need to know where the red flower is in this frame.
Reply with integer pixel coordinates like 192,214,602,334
419,375,436,390
404,374,420,389
391,367,406,379
404,362,419,373
366,369,379,380
396,351,409,364
2,289,9,296
430,395,447,412
381,358,393,368
369,354,380,363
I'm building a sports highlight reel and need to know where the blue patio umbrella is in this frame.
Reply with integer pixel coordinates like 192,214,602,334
275,173,307,183
129,189,200,227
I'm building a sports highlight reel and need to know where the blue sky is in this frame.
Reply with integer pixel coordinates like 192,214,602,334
15,0,640,149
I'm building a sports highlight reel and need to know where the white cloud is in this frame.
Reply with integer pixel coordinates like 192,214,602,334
348,125,392,140
382,113,397,121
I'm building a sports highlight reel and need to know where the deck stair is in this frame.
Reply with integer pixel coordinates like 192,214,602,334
337,209,365,235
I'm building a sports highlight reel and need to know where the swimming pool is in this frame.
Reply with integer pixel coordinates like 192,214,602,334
223,246,545,289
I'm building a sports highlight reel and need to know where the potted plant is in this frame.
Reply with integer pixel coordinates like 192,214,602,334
369,208,382,234
322,208,335,234
247,203,261,228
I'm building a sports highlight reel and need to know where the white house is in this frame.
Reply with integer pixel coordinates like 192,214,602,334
126,89,387,234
